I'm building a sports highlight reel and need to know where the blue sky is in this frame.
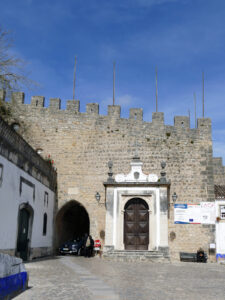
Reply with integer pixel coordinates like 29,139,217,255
1,0,225,162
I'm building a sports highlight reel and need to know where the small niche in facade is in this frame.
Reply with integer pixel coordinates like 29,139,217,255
11,123,20,131
36,148,43,155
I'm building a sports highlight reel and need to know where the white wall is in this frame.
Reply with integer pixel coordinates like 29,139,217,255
216,200,225,255
0,155,55,252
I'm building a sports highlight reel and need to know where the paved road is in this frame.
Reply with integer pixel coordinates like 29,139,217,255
16,256,225,300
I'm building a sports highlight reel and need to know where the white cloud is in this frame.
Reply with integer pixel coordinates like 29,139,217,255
117,94,137,106
100,94,137,109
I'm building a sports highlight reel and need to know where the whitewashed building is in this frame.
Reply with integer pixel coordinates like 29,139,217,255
215,185,225,262
0,117,57,261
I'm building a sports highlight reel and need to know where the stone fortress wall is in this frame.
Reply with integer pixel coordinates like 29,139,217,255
213,157,225,185
2,90,224,260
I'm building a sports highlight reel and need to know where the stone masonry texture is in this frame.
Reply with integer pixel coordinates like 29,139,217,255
213,157,225,185
4,91,224,261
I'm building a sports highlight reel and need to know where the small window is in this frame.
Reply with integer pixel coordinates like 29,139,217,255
220,206,225,220
44,192,48,207
43,213,47,236
0,164,3,187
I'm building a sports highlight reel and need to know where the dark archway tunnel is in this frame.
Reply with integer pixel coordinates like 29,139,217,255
56,200,90,247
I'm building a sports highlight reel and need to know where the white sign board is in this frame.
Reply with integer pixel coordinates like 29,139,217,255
200,202,215,224
174,203,215,224
174,204,201,224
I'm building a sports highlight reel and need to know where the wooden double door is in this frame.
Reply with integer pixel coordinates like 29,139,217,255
17,208,30,261
124,198,149,250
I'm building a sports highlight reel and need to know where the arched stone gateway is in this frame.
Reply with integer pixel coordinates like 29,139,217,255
124,198,149,250
56,200,89,247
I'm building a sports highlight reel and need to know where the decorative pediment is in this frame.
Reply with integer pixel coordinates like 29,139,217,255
115,159,158,183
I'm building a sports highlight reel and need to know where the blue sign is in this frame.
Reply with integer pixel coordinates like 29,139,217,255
174,204,187,209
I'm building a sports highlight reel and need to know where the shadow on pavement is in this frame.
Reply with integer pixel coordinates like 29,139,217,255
25,255,62,264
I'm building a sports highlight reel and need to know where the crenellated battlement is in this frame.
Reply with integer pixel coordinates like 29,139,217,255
66,100,80,112
11,92,25,105
31,96,45,107
50,98,61,110
129,108,143,120
0,89,216,220
174,116,190,128
108,105,121,118
0,91,212,136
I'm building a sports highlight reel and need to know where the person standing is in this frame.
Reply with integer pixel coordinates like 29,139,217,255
89,235,94,257
85,235,94,257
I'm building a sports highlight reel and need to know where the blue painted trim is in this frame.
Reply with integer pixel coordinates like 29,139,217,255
0,272,27,299
174,221,189,224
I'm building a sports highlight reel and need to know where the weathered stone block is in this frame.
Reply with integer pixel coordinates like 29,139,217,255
108,105,121,118
50,98,61,109
86,103,99,114
31,96,45,107
66,100,80,112
11,92,24,105
174,116,190,129
129,108,143,121
152,112,164,125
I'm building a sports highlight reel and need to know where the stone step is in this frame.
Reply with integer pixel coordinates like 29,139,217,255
105,252,163,257
105,250,160,255
103,250,170,262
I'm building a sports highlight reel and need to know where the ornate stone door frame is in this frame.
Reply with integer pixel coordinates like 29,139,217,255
104,158,170,253
104,185,170,251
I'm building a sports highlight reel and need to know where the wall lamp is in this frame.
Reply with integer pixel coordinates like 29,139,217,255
172,192,178,203
95,192,101,203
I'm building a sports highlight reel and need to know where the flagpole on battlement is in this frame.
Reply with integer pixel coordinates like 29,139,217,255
202,71,204,118
113,62,116,106
73,56,77,100
194,92,197,128
155,66,158,112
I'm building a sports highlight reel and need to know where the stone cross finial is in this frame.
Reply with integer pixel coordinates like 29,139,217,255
160,161,167,183
132,138,141,161
107,160,114,183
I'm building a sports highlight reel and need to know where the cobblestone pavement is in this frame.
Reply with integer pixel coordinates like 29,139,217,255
16,256,225,300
